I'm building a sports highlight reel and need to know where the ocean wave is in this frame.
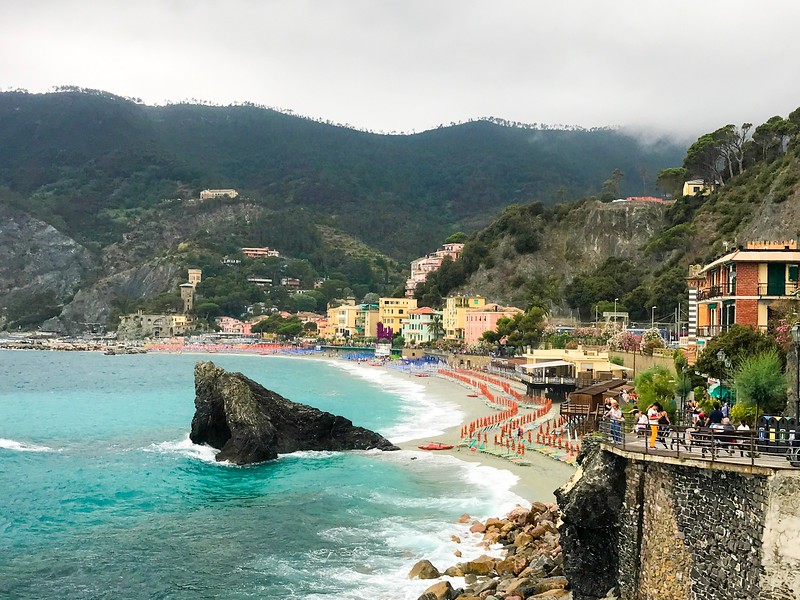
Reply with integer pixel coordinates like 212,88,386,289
375,450,529,516
142,435,222,464
329,362,464,443
0,438,56,453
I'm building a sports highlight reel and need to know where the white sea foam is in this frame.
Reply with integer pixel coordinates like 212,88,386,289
0,438,55,453
376,450,530,516
313,514,502,600
143,435,221,464
329,361,464,443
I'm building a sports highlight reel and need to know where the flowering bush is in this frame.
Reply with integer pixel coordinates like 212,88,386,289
608,330,641,351
639,328,666,355
773,318,795,351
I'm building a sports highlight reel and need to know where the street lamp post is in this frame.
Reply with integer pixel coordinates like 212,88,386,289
614,298,619,328
791,324,800,423
651,306,657,329
716,349,732,406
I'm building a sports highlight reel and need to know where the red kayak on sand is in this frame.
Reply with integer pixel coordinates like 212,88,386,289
418,442,454,451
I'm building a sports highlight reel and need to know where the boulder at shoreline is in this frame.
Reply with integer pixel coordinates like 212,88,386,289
189,361,399,465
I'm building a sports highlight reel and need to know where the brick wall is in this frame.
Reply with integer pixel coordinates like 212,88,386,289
735,262,760,327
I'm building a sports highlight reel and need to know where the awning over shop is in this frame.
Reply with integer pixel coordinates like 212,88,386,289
519,360,574,370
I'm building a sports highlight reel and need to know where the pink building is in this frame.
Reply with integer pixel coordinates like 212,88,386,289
215,316,253,335
464,304,524,346
404,243,465,297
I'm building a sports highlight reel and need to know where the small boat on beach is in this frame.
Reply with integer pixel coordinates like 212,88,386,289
467,393,479,397
418,442,454,451
414,374,430,377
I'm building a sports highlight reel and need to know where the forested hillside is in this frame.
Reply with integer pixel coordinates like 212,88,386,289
414,108,800,326
0,90,684,259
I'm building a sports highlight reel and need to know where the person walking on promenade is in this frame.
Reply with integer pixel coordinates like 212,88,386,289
609,400,624,443
647,403,660,449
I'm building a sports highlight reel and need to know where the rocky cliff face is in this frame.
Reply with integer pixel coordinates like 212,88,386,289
41,261,183,334
0,204,95,324
555,436,627,600
466,200,669,307
190,361,399,465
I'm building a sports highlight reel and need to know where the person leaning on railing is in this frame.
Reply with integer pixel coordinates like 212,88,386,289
608,401,624,443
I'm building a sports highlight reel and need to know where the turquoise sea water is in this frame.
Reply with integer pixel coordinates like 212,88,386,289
1,351,542,599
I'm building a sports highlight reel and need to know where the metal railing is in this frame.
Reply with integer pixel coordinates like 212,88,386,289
697,283,736,300
757,282,800,297
594,418,800,469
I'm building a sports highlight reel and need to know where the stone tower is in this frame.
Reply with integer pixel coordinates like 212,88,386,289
180,283,195,313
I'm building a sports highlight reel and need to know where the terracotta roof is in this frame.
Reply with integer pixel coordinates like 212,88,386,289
409,307,436,315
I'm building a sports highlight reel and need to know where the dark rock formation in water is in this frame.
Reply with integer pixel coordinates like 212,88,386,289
555,436,626,600
189,361,399,465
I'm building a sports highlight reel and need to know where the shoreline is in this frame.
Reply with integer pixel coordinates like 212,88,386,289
2,344,576,502
390,371,576,503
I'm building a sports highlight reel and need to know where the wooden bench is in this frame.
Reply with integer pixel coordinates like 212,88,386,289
689,428,755,458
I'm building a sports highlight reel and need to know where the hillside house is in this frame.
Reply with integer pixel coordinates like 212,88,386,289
682,179,716,197
687,240,800,345
404,243,465,297
200,189,239,200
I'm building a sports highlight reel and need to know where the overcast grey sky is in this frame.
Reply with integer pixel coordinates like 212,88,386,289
2,0,798,140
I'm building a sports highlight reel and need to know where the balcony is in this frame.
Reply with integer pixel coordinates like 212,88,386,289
697,282,736,300
757,281,799,297
698,324,767,337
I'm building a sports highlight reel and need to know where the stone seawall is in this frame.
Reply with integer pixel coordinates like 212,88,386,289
557,438,800,600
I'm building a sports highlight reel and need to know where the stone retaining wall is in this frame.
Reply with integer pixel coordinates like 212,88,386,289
558,439,800,600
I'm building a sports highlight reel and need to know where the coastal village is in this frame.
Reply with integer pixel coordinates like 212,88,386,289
5,9,800,600
6,223,800,599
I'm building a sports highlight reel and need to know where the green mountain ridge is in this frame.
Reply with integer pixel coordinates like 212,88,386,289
0,89,701,331
0,90,684,258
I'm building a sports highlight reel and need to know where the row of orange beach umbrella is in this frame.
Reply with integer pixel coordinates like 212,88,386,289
437,367,579,458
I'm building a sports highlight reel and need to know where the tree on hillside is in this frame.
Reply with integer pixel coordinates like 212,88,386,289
715,123,752,177
445,232,468,244
751,116,797,160
600,168,624,201
656,167,687,198
683,133,726,186
565,258,641,318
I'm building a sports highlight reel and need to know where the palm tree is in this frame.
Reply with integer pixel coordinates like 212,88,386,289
427,314,444,341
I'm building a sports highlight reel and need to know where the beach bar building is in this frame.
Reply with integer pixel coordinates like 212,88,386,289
517,347,631,399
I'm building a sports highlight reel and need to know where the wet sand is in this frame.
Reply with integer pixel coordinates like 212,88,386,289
392,370,576,503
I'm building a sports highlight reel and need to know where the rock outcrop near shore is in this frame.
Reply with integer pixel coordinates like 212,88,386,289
411,502,570,600
190,361,399,465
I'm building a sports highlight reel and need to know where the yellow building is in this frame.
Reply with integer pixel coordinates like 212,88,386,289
443,295,486,340
325,302,361,340
378,297,418,336
520,347,631,381
682,179,716,197
355,304,379,339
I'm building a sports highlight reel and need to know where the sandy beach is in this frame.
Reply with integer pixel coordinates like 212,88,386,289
392,369,576,503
